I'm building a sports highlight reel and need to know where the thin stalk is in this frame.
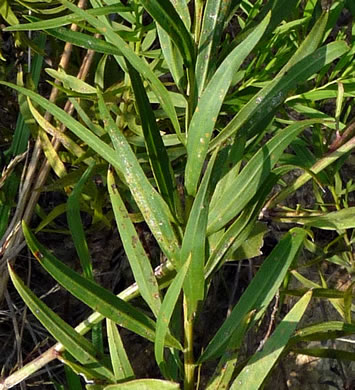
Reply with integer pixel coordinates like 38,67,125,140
183,295,196,390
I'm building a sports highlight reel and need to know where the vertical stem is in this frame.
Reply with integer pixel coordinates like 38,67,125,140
183,296,195,390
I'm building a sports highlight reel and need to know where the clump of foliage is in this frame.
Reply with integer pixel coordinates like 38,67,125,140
0,0,355,389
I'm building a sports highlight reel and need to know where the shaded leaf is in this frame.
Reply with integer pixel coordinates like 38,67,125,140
22,222,182,350
199,228,307,362
107,168,161,318
231,291,312,389
8,264,115,382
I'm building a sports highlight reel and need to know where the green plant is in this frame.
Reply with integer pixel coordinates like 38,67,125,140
1,0,355,389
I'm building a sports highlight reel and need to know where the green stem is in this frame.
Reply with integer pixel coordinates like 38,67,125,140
183,296,195,390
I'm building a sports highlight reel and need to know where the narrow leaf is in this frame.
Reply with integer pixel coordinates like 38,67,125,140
46,68,96,94
0,82,180,266
106,319,134,381
185,12,270,196
0,83,120,169
302,207,355,230
60,0,182,140
270,135,355,206
22,221,182,350
206,310,255,390
289,321,355,346
37,126,67,178
208,119,325,233
127,62,182,221
97,91,180,264
155,256,191,376
231,291,313,390
195,0,230,94
4,4,131,31
107,168,161,318
181,151,218,319
27,98,88,160
104,379,180,389
138,0,195,68
67,162,95,280
291,348,355,361
199,228,307,363
8,264,115,382
157,25,186,92
210,39,349,150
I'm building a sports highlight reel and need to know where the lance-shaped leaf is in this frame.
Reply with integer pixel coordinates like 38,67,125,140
210,37,349,150
46,68,96,94
207,119,325,234
60,0,181,139
181,151,217,319
106,319,134,381
290,348,355,361
289,321,355,346
277,207,355,230
195,0,230,95
206,310,255,390
157,25,186,92
22,222,182,350
4,4,131,31
199,228,307,363
223,0,299,57
37,125,67,178
0,82,180,265
27,98,88,160
97,91,180,264
205,173,278,278
8,264,116,383
0,82,120,169
138,0,195,68
67,162,95,280
47,27,123,56
60,354,110,385
212,12,332,149
230,290,313,390
155,256,191,377
107,168,161,318
104,379,180,389
127,62,182,221
185,12,270,196
269,135,355,206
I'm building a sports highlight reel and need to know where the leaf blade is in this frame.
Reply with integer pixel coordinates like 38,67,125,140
138,0,195,68
22,221,182,350
97,90,180,264
106,319,135,381
127,62,182,221
199,228,307,363
185,12,270,196
230,291,313,390
107,168,161,318
8,264,115,382
210,40,349,150
208,119,326,233
60,0,182,140
155,256,191,376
